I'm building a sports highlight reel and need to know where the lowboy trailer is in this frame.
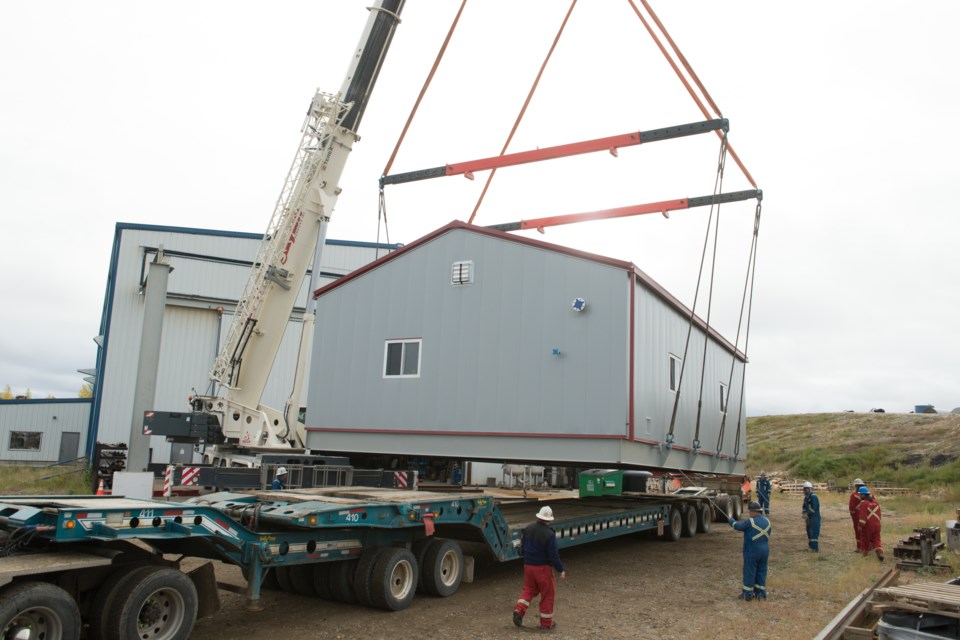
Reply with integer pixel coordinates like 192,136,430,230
0,487,719,638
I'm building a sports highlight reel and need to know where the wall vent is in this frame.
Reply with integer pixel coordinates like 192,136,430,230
451,260,473,285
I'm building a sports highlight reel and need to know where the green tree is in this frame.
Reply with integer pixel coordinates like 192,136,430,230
79,383,93,398
0,385,11,400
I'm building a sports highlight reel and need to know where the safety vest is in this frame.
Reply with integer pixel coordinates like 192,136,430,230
749,517,771,542
859,504,881,525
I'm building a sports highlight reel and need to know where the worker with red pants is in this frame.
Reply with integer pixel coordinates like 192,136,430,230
513,505,566,630
848,478,866,552
730,501,771,601
856,486,884,562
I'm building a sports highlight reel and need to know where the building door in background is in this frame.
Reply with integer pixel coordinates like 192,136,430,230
58,432,81,463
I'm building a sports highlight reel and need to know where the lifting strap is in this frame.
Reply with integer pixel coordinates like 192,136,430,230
666,134,728,445
467,0,578,224
377,0,469,252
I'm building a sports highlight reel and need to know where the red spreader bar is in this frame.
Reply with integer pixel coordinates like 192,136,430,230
379,118,728,187
486,189,761,233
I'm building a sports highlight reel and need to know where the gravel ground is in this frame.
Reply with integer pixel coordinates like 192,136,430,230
188,494,893,640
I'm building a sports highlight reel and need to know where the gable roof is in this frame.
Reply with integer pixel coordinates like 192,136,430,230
312,220,745,360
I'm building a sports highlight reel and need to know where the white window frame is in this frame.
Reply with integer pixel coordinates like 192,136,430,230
719,382,728,413
668,354,682,393
383,339,422,378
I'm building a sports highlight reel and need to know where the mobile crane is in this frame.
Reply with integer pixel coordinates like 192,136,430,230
144,1,406,469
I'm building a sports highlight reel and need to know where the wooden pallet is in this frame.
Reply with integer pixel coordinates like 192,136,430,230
870,583,960,619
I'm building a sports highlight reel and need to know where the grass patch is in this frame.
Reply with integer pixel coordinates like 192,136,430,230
0,463,92,495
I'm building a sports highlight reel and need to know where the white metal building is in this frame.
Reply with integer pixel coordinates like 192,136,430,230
86,223,396,465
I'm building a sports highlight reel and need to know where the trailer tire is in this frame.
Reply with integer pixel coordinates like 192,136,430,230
275,566,295,593
665,507,682,542
412,538,435,594
713,496,729,522
0,581,81,640
328,560,359,604
369,547,418,611
680,504,697,537
88,564,149,639
732,496,743,520
696,502,712,534
289,564,317,597
312,563,333,600
101,566,197,640
353,547,388,607
420,539,463,597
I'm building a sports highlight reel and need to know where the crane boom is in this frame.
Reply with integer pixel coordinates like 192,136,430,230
146,1,405,455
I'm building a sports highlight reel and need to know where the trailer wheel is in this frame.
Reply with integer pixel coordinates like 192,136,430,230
353,547,388,607
289,564,317,597
327,560,359,604
88,564,150,639
696,502,712,534
680,504,698,537
369,547,418,611
411,538,435,594
732,496,743,520
0,581,81,640
420,539,463,597
712,496,728,522
664,507,682,542
275,566,295,593
312,563,333,600
102,566,198,640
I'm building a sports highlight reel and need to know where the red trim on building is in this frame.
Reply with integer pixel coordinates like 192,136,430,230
303,426,624,439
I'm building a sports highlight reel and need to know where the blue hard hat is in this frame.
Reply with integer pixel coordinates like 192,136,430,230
858,486,870,495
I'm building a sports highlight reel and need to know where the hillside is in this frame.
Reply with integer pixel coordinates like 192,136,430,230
746,412,960,489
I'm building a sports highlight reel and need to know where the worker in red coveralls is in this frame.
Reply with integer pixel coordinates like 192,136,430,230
513,506,566,630
856,486,884,561
848,478,866,552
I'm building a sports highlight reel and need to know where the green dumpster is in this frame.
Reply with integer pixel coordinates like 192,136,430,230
578,469,623,497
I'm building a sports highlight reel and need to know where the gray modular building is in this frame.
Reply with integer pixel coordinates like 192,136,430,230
87,223,396,464
305,221,747,474
0,398,90,464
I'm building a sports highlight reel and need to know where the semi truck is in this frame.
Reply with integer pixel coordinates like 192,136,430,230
0,483,729,638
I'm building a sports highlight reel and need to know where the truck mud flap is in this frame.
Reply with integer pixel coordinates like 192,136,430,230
187,562,221,619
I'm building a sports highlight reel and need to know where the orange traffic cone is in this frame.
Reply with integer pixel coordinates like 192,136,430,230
96,479,107,495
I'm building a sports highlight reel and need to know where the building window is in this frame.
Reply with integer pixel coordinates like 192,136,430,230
384,339,421,378
719,382,728,413
9,431,42,451
669,354,682,392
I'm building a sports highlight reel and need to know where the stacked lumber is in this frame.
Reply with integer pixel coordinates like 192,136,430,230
775,479,828,497
870,583,960,618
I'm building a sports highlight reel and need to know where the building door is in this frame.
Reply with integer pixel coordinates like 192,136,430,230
169,443,193,464
58,432,81,463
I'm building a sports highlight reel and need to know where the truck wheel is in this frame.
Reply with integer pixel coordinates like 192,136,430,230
680,504,697,537
0,581,81,640
712,496,728,522
369,547,418,611
664,507,682,542
289,564,317,597
312,563,333,600
88,564,150,639
101,566,198,640
412,538,435,594
696,502,712,534
732,497,743,520
420,539,463,597
327,560,359,604
353,547,388,607
275,566,295,593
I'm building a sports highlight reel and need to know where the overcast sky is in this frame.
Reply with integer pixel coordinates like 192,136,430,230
1,1,957,416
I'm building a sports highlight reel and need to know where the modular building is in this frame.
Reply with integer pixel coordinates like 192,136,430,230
0,398,91,464
305,221,747,475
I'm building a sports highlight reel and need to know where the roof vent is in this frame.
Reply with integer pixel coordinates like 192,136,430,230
451,260,473,286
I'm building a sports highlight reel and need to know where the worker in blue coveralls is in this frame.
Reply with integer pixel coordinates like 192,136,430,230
729,500,771,601
756,471,772,516
802,481,820,551
271,466,288,490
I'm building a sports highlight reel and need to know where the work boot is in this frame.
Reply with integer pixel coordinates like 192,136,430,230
513,610,523,627
877,550,885,563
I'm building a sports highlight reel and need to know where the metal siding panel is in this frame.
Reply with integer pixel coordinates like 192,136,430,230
306,228,631,448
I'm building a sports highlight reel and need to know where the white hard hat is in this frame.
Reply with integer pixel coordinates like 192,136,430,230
854,478,864,485
536,505,554,521
276,466,288,475
803,481,813,488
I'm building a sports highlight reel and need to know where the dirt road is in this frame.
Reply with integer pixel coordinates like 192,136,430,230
189,494,896,639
